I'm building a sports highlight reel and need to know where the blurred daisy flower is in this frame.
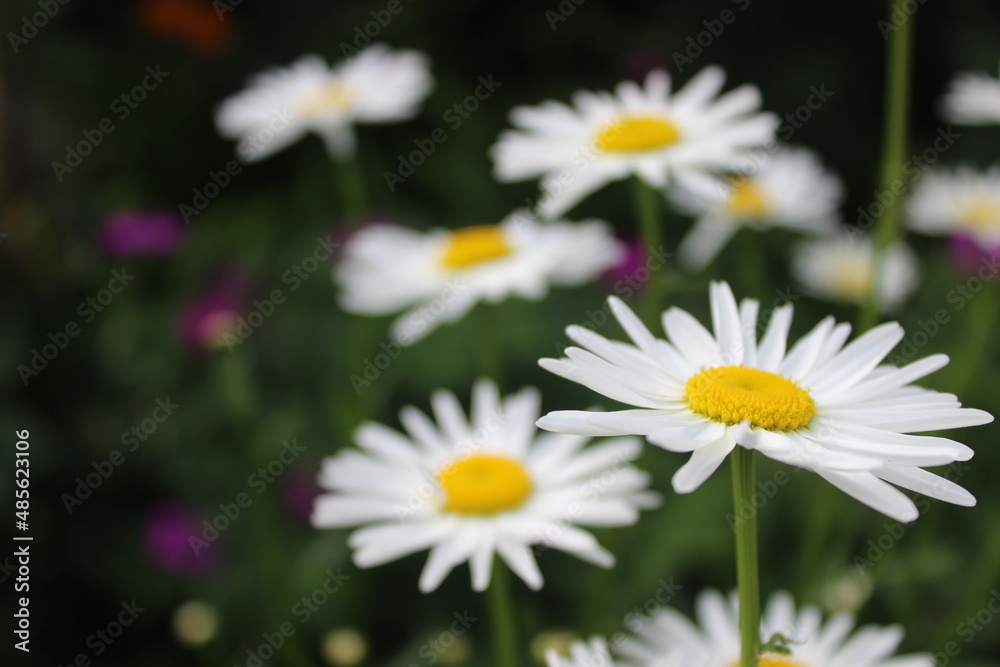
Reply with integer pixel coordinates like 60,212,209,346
216,44,432,162
100,209,186,257
545,636,615,667
791,235,919,311
906,165,1000,253
335,213,623,345
939,68,1000,125
311,379,659,592
490,66,776,219
672,147,842,271
537,281,991,522
617,589,933,667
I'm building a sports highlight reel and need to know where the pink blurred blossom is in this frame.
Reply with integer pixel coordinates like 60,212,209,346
100,210,185,256
143,502,220,575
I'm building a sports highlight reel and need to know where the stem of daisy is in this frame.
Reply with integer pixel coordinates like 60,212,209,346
632,176,666,324
334,153,368,224
858,0,913,332
488,565,518,667
732,446,760,667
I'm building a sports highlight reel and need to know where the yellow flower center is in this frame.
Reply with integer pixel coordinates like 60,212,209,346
685,365,815,431
829,259,874,302
595,116,681,153
299,82,353,117
728,654,808,667
961,198,1000,232
726,178,771,218
438,455,533,515
440,225,512,269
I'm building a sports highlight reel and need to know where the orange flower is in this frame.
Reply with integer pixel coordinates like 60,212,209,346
137,0,231,55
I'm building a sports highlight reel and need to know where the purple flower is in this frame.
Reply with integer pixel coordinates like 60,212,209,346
950,232,1000,275
283,465,323,522
176,269,249,351
100,210,185,256
143,502,219,575
604,236,651,288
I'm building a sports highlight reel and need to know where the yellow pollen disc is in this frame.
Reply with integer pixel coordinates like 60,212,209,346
438,455,533,515
728,654,808,667
685,365,815,431
299,83,353,117
440,225,512,269
726,178,771,218
829,259,874,301
961,198,1000,232
596,116,681,153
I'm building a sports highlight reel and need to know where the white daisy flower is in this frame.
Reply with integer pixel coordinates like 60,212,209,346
940,69,1000,125
906,165,1000,246
311,380,659,593
617,589,933,667
672,147,842,271
537,281,992,522
216,44,432,162
546,637,617,667
490,67,777,219
335,213,623,345
791,235,919,311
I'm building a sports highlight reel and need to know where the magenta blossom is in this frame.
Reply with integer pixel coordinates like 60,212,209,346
950,232,1000,276
283,465,323,522
604,236,652,289
143,502,220,575
100,210,185,256
176,269,249,351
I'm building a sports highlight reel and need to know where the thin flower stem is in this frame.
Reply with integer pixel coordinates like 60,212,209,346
732,446,760,667
858,0,913,332
477,303,504,389
334,153,368,224
488,565,518,667
633,176,666,324
940,284,999,395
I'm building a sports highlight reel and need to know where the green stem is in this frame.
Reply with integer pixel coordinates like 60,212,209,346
488,565,518,667
858,0,913,332
477,304,503,388
633,177,665,324
793,483,838,598
333,153,367,224
732,447,760,667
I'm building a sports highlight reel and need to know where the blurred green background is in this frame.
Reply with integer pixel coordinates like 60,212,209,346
3,0,1000,665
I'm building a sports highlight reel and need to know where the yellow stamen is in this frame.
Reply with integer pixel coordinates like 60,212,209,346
440,225,512,269
595,116,681,153
829,259,874,302
961,198,1000,233
299,83,353,117
727,177,771,218
438,455,533,515
686,365,815,431
728,654,808,667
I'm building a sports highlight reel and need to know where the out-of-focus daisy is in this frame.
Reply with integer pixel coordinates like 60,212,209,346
490,67,776,218
545,637,616,667
216,44,432,162
311,380,659,592
791,235,919,311
537,281,991,522
335,213,623,345
672,147,842,271
906,166,1000,249
940,69,1000,125
618,589,933,667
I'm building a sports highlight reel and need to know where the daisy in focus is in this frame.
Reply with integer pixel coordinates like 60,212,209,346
335,212,623,345
791,235,919,311
490,67,777,218
906,166,1000,252
939,68,1000,125
617,589,933,667
672,146,842,271
216,44,432,162
537,281,992,522
311,380,659,592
